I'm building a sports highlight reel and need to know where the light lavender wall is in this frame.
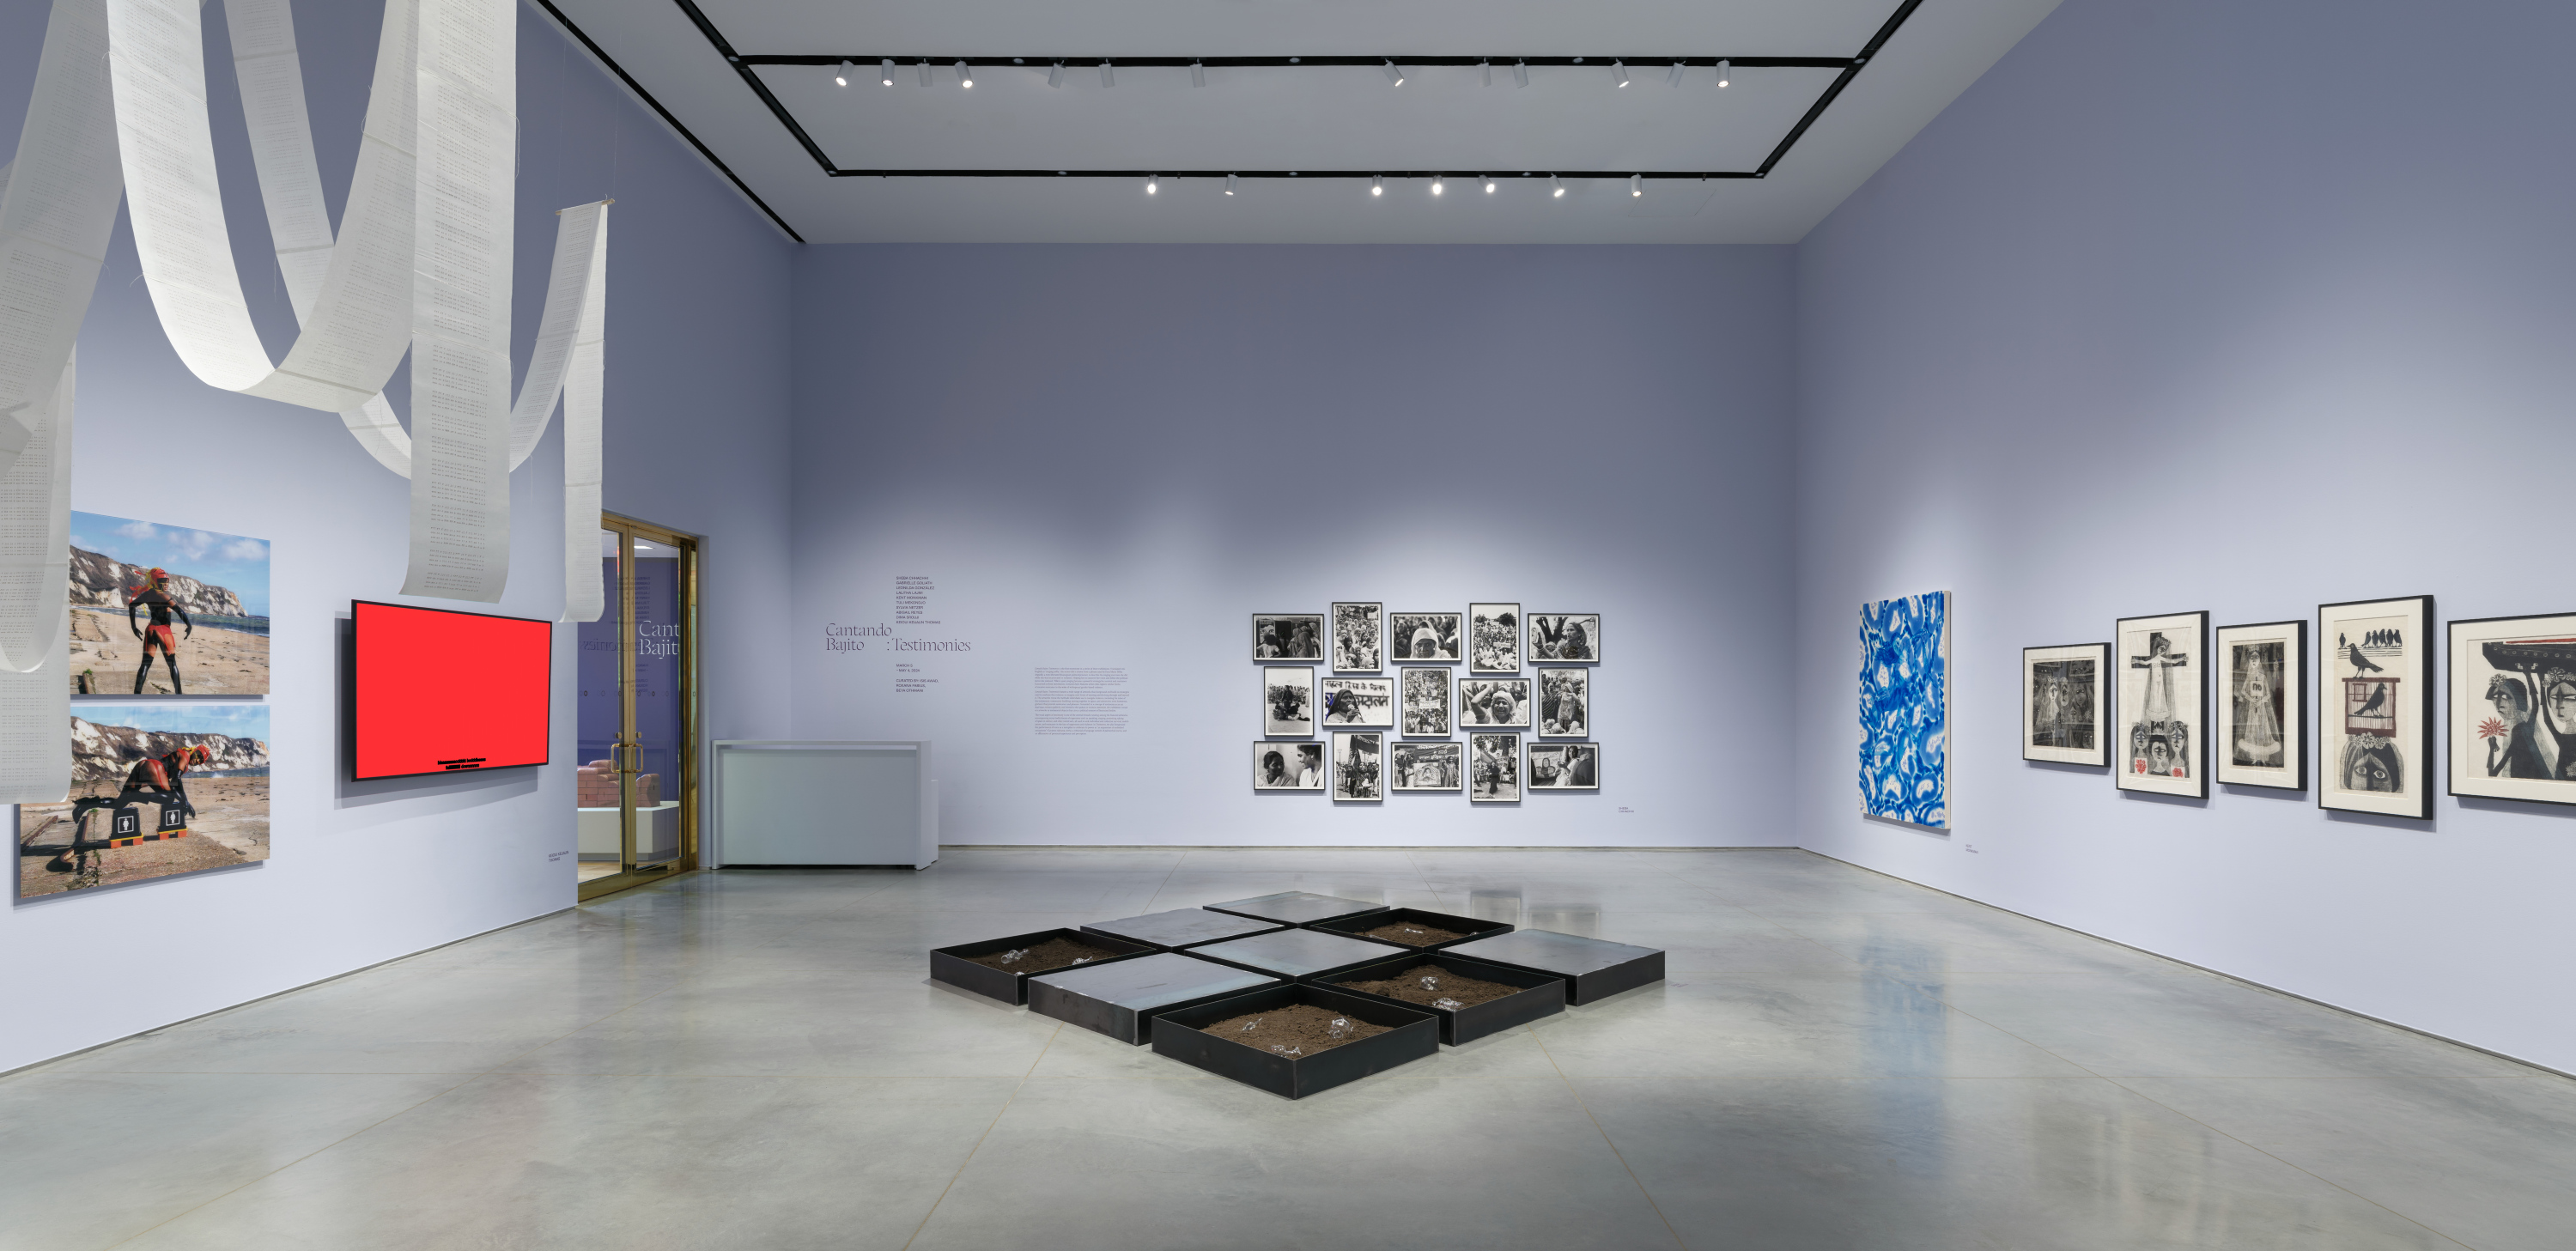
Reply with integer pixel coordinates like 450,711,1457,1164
0,0,793,1072
787,244,1795,847
1793,0,2576,1071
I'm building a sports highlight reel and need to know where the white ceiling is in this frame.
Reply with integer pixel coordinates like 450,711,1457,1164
538,0,2063,245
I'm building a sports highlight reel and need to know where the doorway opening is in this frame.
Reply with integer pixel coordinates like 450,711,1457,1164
575,514,699,899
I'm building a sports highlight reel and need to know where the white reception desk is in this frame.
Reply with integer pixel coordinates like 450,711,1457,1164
710,740,938,870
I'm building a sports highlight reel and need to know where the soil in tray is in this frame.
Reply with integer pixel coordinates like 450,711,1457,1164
1200,1004,1389,1056
1340,964,1521,1010
1356,920,1467,946
966,937,1122,975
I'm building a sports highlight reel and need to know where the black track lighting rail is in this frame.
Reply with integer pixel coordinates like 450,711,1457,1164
738,56,1857,71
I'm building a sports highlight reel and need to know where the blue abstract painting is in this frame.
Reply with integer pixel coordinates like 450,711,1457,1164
1860,592,1950,829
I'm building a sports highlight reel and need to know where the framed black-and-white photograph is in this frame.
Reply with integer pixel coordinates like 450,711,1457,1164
1458,677,1531,729
1527,742,1600,791
1389,612,1461,663
1261,667,1314,736
1400,667,1451,736
2020,642,2109,768
1253,741,1326,791
2321,595,2433,818
2215,622,2306,791
1468,732,1520,802
2114,610,2208,798
1526,613,1601,664
1333,731,1383,801
1468,603,1521,673
1537,669,1590,738
1319,677,1394,728
1332,602,1383,672
2451,610,2576,807
1253,614,1323,661
1388,741,1464,792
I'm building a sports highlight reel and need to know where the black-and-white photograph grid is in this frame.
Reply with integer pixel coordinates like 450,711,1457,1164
1539,669,1590,737
1458,677,1531,728
1333,602,1383,671
1390,612,1461,662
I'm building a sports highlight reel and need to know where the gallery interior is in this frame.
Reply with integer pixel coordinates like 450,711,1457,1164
4,0,2573,1247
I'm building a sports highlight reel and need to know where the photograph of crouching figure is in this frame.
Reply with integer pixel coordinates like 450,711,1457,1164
1526,743,1599,791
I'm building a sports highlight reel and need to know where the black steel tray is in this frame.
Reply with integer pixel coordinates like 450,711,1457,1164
1187,927,1408,981
1028,952,1283,1044
1318,950,1566,1046
1200,891,1393,926
1151,982,1437,1099
928,926,1158,1005
1442,929,1665,1005
1307,906,1514,950
1080,908,1286,950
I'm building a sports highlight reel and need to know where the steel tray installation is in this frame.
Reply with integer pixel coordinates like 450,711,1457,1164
1028,952,1283,1044
1443,929,1665,1005
1200,891,1392,926
928,926,1158,1005
1151,983,1437,1099
1187,927,1406,981
1319,950,1566,1046
1309,906,1513,950
1080,908,1286,950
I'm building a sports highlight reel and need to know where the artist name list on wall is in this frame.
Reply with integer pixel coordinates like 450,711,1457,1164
896,575,936,624
1036,668,1130,735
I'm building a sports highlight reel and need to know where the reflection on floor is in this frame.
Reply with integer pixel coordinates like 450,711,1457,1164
9,847,2572,1250
574,860,624,883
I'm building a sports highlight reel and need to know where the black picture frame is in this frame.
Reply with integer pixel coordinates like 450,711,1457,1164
2214,620,2308,792
1252,613,1324,662
2112,610,2209,799
2020,641,2111,768
2446,610,2576,808
2318,595,2434,820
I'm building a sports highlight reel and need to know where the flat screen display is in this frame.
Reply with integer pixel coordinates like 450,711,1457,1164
350,600,553,780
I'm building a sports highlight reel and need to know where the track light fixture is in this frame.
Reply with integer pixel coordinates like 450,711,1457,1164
956,60,973,88
1225,173,1237,195
1667,61,1686,87
1716,59,1731,88
1048,61,1062,88
1191,60,1206,88
1631,173,1643,197
1479,59,1491,87
1145,174,1158,195
916,59,932,88
1484,176,1497,194
878,58,895,86
1431,174,1444,196
1371,174,1383,197
1613,60,1629,88
1100,61,1115,88
1551,174,1564,197
1382,59,1405,87
1513,60,1529,88
834,60,850,87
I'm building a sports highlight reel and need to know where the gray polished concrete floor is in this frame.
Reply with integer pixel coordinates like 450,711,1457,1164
8,847,2572,1250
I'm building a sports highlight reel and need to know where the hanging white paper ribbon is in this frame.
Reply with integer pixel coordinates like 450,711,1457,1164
0,349,76,805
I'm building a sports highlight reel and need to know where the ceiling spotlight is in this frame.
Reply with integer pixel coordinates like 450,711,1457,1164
1431,175,1444,196
1667,61,1686,88
1146,174,1158,195
1371,174,1383,197
1614,60,1629,88
956,60,973,88
1479,58,1492,87
1716,59,1731,88
878,58,895,86
916,60,932,88
1631,173,1643,197
834,60,850,87
1100,60,1115,88
1048,61,1063,88
1551,174,1564,197
1382,59,1405,87
1484,176,1497,194
1190,60,1206,88
1513,60,1528,88
1225,173,1238,195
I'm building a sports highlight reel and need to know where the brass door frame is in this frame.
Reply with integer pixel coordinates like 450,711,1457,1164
579,513,701,902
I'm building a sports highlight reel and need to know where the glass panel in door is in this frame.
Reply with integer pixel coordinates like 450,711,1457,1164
625,537,685,871
574,528,626,884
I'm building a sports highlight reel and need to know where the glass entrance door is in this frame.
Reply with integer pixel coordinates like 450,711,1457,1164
574,515,698,899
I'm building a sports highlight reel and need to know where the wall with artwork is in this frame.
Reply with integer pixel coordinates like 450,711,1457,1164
785,242,1795,847
0,2,795,1072
1791,0,2576,1072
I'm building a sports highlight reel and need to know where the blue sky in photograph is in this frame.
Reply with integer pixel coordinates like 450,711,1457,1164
70,512,270,616
76,702,270,739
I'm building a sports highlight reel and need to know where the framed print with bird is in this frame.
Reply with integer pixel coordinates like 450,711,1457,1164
2320,595,2434,819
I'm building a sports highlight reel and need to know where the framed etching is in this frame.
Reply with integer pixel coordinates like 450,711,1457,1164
1332,732,1383,801
2021,643,2108,767
1331,602,1383,671
1468,732,1520,802
2113,610,2207,798
1538,670,1589,737
1526,614,1600,664
1527,742,1599,791
1254,615,1323,661
2320,596,2433,818
1468,603,1521,674
2215,621,2306,791
1457,677,1531,729
1389,612,1461,663
1253,742,1326,791
1388,741,1464,792
1400,667,1452,736
1261,668,1314,736
2451,611,2576,805
1319,677,1393,728
1860,592,1950,827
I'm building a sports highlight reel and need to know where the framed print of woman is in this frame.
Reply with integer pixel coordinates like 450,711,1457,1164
2450,610,2576,806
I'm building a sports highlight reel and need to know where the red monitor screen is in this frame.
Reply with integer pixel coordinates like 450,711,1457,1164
350,600,553,780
